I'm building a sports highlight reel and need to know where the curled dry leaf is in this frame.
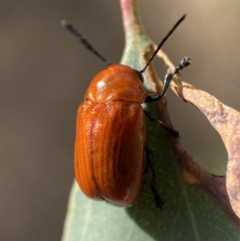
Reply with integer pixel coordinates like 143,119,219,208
181,82,240,219
157,49,240,220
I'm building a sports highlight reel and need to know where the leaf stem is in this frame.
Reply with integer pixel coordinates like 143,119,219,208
120,0,144,41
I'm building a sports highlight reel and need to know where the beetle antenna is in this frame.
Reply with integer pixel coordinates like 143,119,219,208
139,15,186,74
61,20,111,65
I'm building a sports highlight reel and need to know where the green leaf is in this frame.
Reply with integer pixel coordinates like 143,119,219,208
62,0,240,240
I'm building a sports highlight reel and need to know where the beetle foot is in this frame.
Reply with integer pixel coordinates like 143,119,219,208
150,185,164,209
167,128,180,138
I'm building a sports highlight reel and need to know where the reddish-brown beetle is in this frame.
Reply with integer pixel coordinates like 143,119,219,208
62,15,190,208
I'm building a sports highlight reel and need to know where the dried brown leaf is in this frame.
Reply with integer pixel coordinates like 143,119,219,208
156,48,240,221
181,82,240,219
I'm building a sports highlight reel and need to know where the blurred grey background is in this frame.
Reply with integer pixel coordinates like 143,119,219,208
1,0,240,240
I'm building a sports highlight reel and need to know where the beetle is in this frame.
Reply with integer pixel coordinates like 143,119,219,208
62,15,190,208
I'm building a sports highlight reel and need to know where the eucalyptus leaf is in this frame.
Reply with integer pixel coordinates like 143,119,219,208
61,0,240,240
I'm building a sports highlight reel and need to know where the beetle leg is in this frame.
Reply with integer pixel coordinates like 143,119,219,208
144,57,191,103
144,111,179,137
143,153,148,185
145,147,164,209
